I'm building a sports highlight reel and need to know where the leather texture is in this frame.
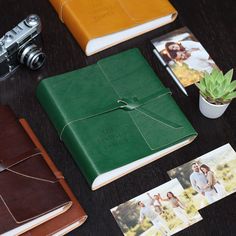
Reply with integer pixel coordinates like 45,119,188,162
36,48,197,188
0,106,35,165
20,119,87,236
0,106,71,235
49,0,177,54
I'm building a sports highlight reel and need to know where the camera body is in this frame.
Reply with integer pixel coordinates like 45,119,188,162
0,14,45,80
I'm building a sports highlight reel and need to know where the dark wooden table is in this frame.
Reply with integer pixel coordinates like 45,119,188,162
1,0,236,235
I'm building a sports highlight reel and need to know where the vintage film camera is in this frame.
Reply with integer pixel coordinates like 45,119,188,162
0,15,45,80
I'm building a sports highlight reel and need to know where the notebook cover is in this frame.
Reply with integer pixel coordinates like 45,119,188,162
36,48,197,189
19,119,87,236
0,106,71,235
49,0,177,55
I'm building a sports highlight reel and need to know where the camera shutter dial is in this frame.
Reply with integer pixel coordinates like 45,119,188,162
25,15,40,27
4,34,13,43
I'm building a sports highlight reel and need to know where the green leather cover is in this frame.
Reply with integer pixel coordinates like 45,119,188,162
36,48,197,187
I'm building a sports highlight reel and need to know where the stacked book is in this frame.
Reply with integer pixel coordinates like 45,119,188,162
0,106,87,236
36,48,197,190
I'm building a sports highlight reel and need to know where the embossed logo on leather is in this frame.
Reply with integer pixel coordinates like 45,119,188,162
98,125,130,148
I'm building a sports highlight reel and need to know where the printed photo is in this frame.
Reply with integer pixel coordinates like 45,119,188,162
168,143,236,210
111,179,202,236
152,27,218,87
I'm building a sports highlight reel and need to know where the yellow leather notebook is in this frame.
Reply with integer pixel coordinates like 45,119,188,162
50,0,177,55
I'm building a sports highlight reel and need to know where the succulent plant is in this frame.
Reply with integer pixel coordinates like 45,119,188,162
196,68,236,104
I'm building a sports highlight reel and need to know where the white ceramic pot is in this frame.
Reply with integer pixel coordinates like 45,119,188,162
199,94,230,119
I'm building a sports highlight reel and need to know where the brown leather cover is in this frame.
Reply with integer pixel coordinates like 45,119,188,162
19,119,87,236
0,106,72,235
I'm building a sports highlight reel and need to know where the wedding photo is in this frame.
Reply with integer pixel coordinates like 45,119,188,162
168,144,236,209
152,27,218,87
111,179,202,236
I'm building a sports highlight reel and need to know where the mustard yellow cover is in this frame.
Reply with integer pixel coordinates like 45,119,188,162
49,0,177,55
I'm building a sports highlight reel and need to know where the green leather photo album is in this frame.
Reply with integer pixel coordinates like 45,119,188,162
36,48,197,190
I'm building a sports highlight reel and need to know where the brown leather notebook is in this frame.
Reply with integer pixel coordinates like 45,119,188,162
20,118,87,236
0,106,72,235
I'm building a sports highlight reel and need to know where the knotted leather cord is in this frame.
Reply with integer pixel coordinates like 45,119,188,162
0,194,20,224
1,153,62,183
0,153,66,224
59,88,182,140
6,168,58,184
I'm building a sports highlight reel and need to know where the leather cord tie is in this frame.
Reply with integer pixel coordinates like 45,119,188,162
60,88,182,140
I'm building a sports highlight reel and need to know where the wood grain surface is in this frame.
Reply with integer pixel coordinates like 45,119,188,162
0,0,235,235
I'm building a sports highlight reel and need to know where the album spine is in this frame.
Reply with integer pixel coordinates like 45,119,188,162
36,80,99,187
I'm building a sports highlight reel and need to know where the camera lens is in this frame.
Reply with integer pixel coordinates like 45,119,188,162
18,44,45,70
